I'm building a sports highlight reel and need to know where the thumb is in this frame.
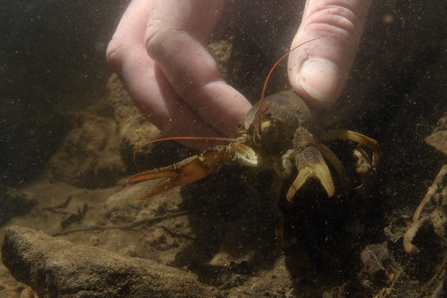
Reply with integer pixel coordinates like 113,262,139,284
288,0,372,106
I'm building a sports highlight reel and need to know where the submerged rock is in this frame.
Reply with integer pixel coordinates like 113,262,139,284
1,225,213,298
425,114,447,156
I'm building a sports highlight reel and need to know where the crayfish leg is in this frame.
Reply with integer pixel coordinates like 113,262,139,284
317,143,353,192
324,129,381,169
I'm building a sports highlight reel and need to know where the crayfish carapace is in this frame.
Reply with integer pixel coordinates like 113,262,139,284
127,43,380,202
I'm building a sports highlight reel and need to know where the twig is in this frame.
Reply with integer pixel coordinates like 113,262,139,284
429,280,444,298
403,165,447,254
52,211,187,236
413,165,447,222
40,196,72,214
403,215,430,254
372,264,402,298
422,254,447,295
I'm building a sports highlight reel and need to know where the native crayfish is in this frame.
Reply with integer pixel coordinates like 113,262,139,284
127,89,380,201
126,41,380,202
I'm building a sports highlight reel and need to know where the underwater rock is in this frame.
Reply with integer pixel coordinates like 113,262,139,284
360,243,389,276
0,185,36,226
106,74,161,152
425,114,447,156
106,74,160,171
48,108,126,189
1,225,213,298
106,74,189,172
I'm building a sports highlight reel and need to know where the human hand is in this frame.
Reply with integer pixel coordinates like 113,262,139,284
107,0,251,151
288,0,372,106
107,0,372,150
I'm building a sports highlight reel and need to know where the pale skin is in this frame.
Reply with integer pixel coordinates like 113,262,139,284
107,0,372,150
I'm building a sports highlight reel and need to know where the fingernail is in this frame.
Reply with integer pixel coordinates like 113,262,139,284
298,57,340,103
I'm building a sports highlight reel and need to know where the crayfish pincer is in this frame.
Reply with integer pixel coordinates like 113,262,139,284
127,89,380,201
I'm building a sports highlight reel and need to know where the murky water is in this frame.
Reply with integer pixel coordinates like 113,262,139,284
1,1,447,297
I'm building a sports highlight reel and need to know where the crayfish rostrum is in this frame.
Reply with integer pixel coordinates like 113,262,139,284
127,88,380,201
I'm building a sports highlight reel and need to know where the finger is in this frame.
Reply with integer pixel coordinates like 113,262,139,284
106,0,224,149
288,0,372,106
145,0,252,137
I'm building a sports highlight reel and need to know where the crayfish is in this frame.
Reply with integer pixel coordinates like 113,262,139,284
126,42,380,204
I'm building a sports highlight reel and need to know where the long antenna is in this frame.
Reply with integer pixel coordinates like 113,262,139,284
257,38,320,136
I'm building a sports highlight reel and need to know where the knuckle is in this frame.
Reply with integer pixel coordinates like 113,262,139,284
306,5,362,39
106,38,124,68
144,19,166,58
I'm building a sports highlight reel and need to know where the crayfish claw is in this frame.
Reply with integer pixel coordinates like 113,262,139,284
135,178,178,200
127,147,231,200
126,168,179,183
286,148,335,202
